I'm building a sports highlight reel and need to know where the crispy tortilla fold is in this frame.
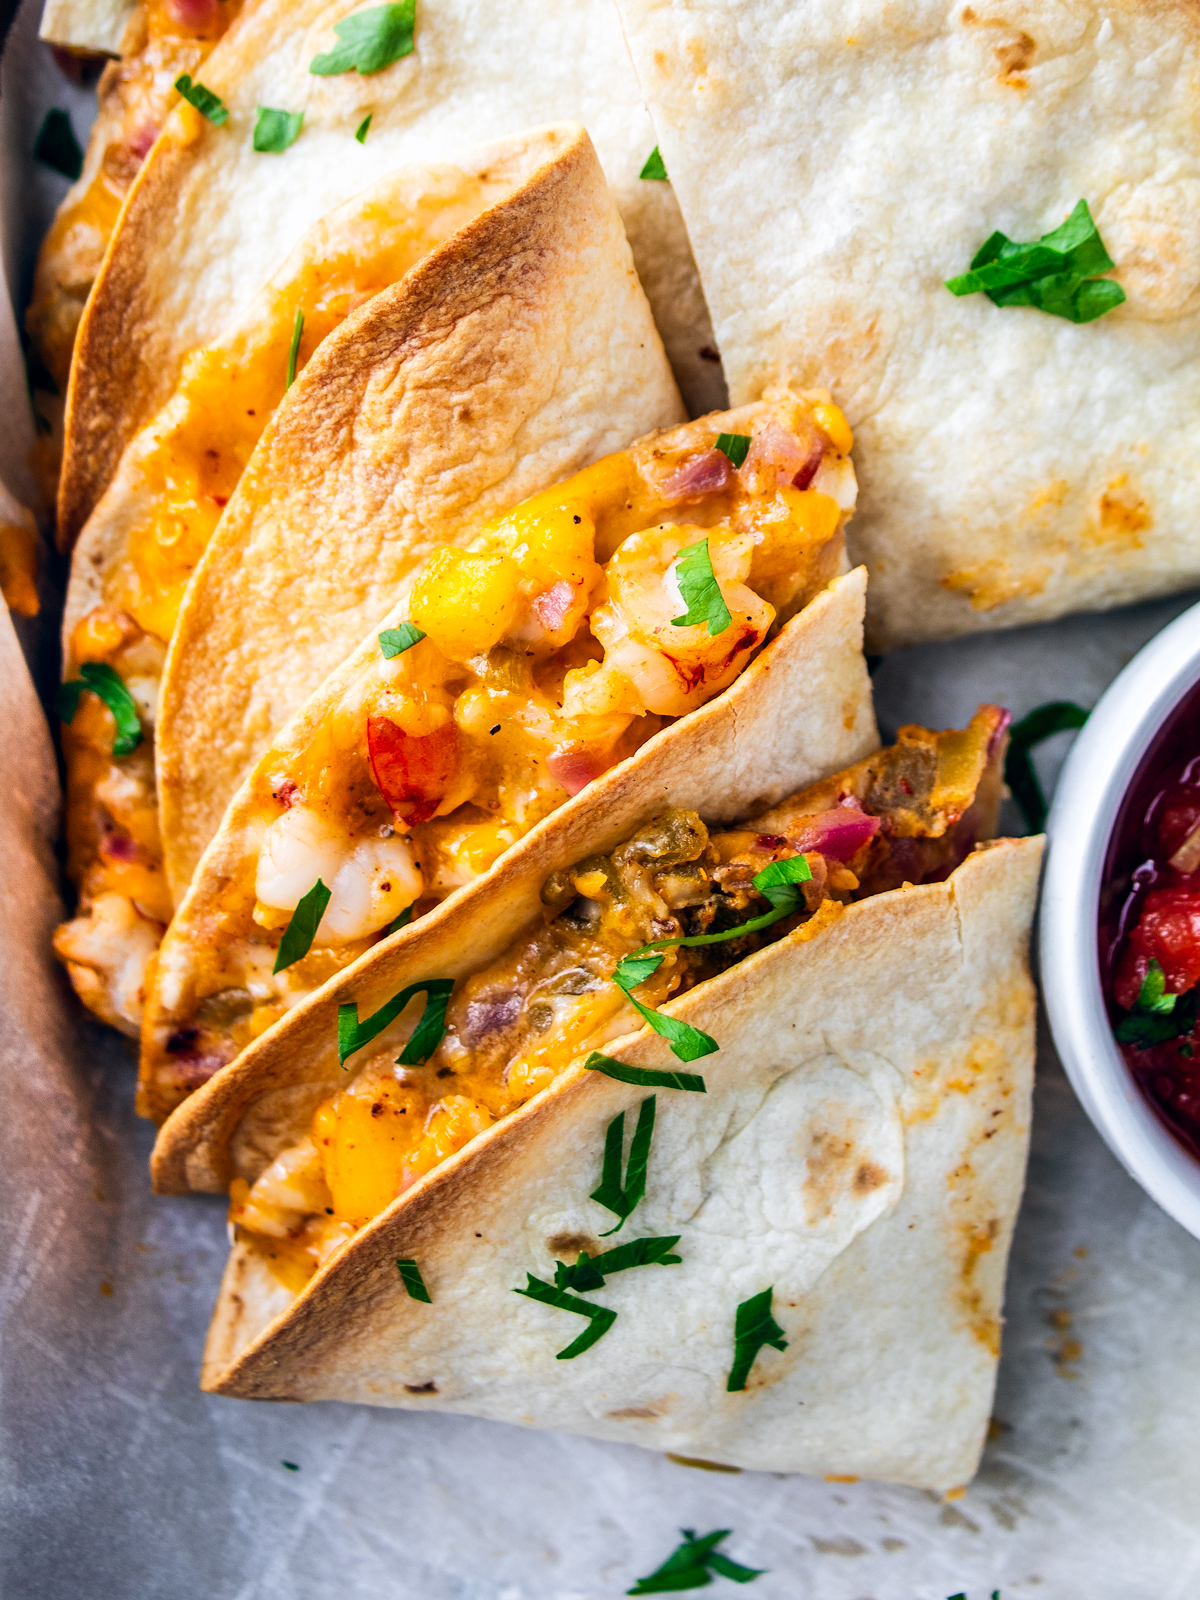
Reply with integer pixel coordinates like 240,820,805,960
59,0,723,546
200,831,1041,1489
151,565,877,1181
155,123,683,906
616,0,1200,649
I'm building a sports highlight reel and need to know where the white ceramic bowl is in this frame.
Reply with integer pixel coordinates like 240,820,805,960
1041,597,1200,1238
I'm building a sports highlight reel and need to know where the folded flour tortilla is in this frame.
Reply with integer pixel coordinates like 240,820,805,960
149,565,876,1172
189,702,1039,1490
54,125,683,1038
58,0,725,545
615,0,1200,649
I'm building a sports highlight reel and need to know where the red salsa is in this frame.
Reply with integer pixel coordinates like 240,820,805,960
1101,677,1200,1156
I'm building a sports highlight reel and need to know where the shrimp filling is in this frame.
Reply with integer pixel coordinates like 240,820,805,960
141,392,856,1114
229,706,1007,1293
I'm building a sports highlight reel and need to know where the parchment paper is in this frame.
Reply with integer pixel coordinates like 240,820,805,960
5,3,1200,1594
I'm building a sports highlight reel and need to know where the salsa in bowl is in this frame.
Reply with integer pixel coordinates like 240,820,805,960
1042,598,1200,1238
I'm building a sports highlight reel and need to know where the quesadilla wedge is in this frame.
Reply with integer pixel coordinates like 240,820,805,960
141,394,862,1125
58,0,725,546
616,0,1200,648
29,0,245,448
54,124,683,1038
194,704,1039,1490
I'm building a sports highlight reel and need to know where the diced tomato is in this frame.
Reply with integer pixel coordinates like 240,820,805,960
1114,889,1200,1009
367,715,458,826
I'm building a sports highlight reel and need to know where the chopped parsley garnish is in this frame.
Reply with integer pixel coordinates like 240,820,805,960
174,74,229,127
34,109,82,181
1005,701,1089,832
1115,958,1200,1049
56,663,143,756
611,953,719,1063
591,1095,656,1234
273,878,331,973
396,1258,431,1301
670,538,732,637
946,200,1125,324
282,1460,300,1471
310,1,416,76
583,1052,706,1093
639,146,668,181
553,1234,681,1293
628,1529,765,1594
286,308,304,391
253,105,304,153
714,432,751,469
337,979,454,1066
379,622,425,658
387,904,414,935
514,1274,617,1358
355,113,373,143
727,1286,788,1392
623,854,814,961
601,855,813,1063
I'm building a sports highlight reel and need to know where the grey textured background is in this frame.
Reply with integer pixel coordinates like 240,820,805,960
5,2,1200,1593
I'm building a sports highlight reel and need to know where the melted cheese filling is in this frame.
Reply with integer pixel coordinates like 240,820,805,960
144,395,854,1113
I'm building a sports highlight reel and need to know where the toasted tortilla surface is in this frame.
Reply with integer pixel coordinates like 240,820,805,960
201,834,1041,1489
617,0,1200,648
151,566,878,1193
155,123,684,900
59,0,723,544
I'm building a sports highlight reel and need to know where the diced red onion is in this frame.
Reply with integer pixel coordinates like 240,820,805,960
791,435,825,490
787,804,880,862
547,748,604,797
661,449,732,501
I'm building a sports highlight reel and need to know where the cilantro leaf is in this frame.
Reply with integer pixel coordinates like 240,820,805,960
253,105,304,153
670,538,732,637
273,878,332,973
379,622,425,658
286,308,304,391
946,200,1125,324
1005,701,1089,832
34,109,82,181
639,146,668,181
1115,959,1199,1049
554,1234,681,1292
611,954,719,1063
56,663,143,756
337,979,454,1066
175,74,229,126
514,1274,617,1358
396,1258,431,1302
590,1095,656,1234
629,1530,765,1595
583,1052,706,1093
714,432,750,469
727,1286,788,1393
310,2,416,76
355,113,373,143
387,904,414,935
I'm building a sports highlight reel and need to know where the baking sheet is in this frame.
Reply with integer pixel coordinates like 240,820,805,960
6,4,1200,1594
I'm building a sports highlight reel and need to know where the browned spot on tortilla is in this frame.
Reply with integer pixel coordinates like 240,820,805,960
404,1380,438,1394
941,559,1050,612
547,1231,601,1257
1087,474,1151,549
995,30,1035,83
853,1160,888,1195
956,1218,1002,1354
608,1397,671,1419
803,1127,858,1220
